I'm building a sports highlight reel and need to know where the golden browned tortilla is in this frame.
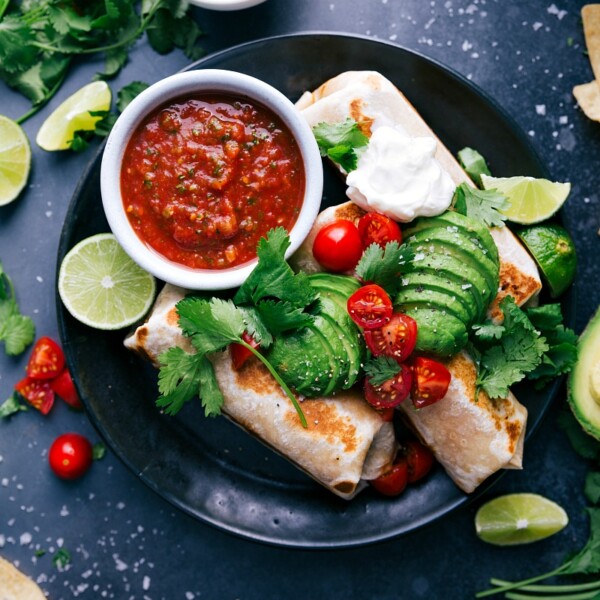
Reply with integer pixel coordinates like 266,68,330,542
0,555,46,600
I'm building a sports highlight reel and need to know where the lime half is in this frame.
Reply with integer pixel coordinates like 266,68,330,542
481,174,571,225
475,493,569,546
58,233,156,330
36,81,112,151
518,224,577,297
0,115,31,206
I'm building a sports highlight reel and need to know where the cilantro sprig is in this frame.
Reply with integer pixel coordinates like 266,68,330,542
0,260,35,356
355,241,415,296
453,182,510,229
312,118,369,172
0,0,203,124
364,356,401,386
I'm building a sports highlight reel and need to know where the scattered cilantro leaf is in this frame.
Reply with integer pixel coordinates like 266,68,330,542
0,260,35,356
92,442,106,461
457,147,491,187
453,182,510,228
52,548,71,569
563,507,600,575
355,241,415,296
472,322,505,341
585,472,600,505
255,300,314,336
116,80,149,111
474,296,548,399
0,392,28,419
34,549,46,558
312,118,369,172
364,356,401,387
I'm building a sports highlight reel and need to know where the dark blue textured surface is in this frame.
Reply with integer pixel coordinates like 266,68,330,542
1,1,599,598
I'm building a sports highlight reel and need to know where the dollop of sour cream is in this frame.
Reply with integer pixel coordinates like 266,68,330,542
346,125,455,222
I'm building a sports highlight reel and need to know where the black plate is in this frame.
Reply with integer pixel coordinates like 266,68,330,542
57,33,571,549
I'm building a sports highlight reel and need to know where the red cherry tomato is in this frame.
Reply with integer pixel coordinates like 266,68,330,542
347,284,393,330
50,369,82,410
230,331,260,370
404,440,435,483
370,457,409,496
26,336,65,380
14,377,54,415
364,363,413,409
48,433,93,480
411,356,451,408
358,212,402,248
377,407,395,422
363,312,418,362
312,220,363,273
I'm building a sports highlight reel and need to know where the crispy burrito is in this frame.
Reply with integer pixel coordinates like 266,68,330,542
124,284,396,499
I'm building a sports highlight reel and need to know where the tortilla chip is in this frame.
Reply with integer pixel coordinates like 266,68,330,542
573,80,600,121
583,5,600,81
0,555,46,599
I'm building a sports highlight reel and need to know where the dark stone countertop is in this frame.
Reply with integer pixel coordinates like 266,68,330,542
1,1,599,598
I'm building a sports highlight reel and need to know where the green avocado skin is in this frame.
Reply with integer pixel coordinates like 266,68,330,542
398,210,500,357
265,274,365,398
568,306,600,441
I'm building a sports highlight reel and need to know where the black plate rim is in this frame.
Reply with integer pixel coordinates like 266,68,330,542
56,32,572,549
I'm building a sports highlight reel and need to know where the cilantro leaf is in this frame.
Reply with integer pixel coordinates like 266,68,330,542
364,355,401,387
52,548,71,569
475,296,548,399
453,183,510,228
116,81,149,112
472,322,505,341
457,147,491,187
157,347,204,416
92,442,106,461
355,241,415,296
197,356,224,418
255,300,314,336
237,306,273,349
312,119,369,172
0,393,28,419
563,508,600,575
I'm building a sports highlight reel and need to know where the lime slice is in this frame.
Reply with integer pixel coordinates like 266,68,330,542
0,115,31,206
36,81,112,151
475,493,569,546
58,233,156,330
518,223,577,297
481,174,571,225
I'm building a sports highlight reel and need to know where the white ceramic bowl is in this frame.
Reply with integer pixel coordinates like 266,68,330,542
101,69,323,290
188,0,267,9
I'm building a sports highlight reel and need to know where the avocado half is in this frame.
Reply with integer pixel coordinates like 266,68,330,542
568,306,600,440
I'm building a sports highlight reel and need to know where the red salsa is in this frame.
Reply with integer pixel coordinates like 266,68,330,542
121,94,306,269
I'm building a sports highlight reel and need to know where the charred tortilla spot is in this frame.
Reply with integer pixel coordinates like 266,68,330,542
489,261,542,321
232,357,281,395
167,307,179,328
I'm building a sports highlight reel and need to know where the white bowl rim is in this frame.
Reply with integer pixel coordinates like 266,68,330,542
188,0,267,10
101,69,323,290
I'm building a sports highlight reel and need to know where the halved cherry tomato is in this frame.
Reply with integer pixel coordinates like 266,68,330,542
26,336,65,380
14,377,54,415
347,284,393,330
358,212,402,248
411,356,451,408
230,331,260,370
364,363,413,409
404,440,435,483
377,407,395,422
363,312,418,362
48,433,93,480
50,369,82,410
370,457,409,496
312,220,363,273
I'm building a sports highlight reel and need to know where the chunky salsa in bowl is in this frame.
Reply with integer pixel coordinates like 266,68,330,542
101,70,323,290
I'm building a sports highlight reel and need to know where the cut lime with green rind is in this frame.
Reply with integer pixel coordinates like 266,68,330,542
0,115,31,206
475,493,569,546
481,174,571,225
58,233,156,330
36,81,112,151
518,224,577,298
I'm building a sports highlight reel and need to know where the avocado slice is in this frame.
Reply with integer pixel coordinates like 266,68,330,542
308,273,360,298
568,307,600,440
405,228,499,296
401,305,469,357
395,286,472,325
312,316,346,396
397,270,480,325
404,210,499,263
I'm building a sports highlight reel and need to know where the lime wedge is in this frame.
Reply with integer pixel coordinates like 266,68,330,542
0,115,31,206
475,493,568,546
36,81,112,151
58,233,156,330
481,174,571,225
517,224,577,297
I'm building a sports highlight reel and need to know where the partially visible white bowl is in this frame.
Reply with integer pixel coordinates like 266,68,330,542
189,0,267,10
101,69,323,290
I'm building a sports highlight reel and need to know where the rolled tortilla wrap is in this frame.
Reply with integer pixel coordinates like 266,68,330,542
124,284,396,500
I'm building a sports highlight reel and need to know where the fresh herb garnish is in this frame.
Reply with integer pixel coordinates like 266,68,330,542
0,392,28,418
312,118,369,172
453,182,510,229
355,241,415,296
52,548,71,569
92,442,106,461
364,355,401,386
0,260,35,356
473,296,549,399
457,147,491,187
0,1,203,124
